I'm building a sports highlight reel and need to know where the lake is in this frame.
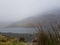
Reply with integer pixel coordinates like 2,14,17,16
0,28,37,34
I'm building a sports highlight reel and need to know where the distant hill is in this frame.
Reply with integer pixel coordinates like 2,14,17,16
7,9,60,28
0,22,11,28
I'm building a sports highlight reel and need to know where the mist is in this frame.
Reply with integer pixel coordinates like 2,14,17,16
0,0,60,22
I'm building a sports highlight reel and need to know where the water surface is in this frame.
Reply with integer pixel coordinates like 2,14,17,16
0,28,37,34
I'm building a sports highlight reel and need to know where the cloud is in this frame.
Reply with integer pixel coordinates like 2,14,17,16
0,0,60,22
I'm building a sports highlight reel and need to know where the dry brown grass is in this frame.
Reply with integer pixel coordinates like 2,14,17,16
35,23,60,45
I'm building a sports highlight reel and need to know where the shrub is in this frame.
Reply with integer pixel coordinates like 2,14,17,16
36,23,60,45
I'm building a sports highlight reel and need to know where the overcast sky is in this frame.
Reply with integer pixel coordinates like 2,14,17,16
0,0,60,22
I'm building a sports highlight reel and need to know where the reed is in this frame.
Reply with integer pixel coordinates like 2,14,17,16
36,23,60,45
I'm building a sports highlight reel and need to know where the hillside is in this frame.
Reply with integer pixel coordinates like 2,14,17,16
0,23,11,28
7,9,60,28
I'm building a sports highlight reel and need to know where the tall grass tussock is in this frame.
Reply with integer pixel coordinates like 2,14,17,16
36,23,60,45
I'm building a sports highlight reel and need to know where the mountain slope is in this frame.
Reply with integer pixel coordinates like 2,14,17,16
0,23,11,28
7,9,60,28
